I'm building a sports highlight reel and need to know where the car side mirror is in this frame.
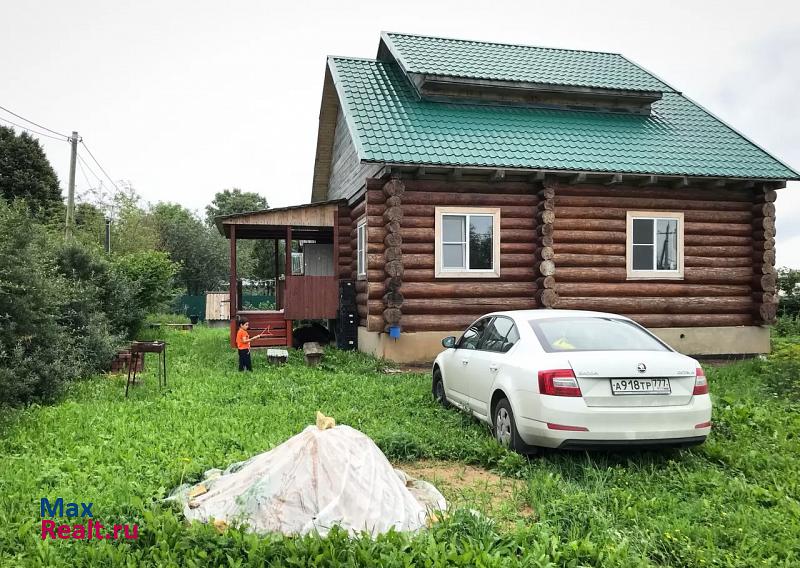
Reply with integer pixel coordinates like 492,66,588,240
441,336,456,349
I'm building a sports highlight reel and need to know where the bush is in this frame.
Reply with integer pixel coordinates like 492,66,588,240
0,202,179,406
52,242,132,373
777,267,800,318
112,250,179,316
773,315,800,338
0,202,80,404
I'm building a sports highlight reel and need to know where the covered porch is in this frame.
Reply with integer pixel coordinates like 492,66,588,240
216,200,344,349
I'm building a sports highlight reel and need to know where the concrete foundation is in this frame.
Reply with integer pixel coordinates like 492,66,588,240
357,325,770,363
650,326,770,356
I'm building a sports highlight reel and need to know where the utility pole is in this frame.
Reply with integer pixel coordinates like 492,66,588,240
104,217,111,254
65,131,78,239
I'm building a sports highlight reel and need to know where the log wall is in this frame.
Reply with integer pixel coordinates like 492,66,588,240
349,176,777,333
552,183,775,327
339,199,370,326
364,178,540,332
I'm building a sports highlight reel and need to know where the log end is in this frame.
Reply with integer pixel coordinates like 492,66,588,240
538,260,556,277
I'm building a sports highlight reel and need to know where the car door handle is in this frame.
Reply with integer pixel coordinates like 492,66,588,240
489,365,499,372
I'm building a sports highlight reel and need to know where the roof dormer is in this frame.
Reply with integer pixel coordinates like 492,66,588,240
378,32,665,114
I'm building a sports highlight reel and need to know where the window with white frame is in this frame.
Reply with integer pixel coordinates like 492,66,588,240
356,220,366,277
626,211,684,279
435,207,501,278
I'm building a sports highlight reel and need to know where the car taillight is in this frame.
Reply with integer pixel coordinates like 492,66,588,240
693,367,708,395
538,369,582,397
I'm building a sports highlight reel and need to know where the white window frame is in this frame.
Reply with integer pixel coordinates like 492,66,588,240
626,211,684,280
435,207,501,279
356,219,366,278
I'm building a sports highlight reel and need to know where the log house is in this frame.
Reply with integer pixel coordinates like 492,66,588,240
219,32,798,361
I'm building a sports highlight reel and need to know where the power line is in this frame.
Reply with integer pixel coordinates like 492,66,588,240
0,115,69,142
77,152,104,186
80,141,120,192
0,104,123,200
0,104,71,139
76,154,98,190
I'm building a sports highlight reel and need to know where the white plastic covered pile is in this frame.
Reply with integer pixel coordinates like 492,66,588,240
172,422,446,537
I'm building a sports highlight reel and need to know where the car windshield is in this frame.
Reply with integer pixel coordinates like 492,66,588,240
529,317,669,353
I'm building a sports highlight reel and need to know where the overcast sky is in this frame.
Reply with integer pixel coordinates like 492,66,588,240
1,0,798,264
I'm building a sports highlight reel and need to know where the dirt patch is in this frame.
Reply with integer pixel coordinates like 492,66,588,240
382,364,430,374
395,460,535,522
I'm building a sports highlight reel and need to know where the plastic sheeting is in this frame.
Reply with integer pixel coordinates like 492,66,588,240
173,424,446,536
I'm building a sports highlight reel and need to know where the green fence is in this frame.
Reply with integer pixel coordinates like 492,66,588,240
173,295,276,321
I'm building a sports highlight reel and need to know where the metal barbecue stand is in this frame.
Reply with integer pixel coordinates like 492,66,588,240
125,341,167,397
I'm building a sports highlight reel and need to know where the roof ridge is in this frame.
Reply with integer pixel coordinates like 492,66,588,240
383,30,624,58
616,53,679,93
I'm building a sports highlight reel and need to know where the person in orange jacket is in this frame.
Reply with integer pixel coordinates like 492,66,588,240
235,318,266,372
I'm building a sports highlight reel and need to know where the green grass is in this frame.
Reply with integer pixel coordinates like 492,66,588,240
0,327,798,567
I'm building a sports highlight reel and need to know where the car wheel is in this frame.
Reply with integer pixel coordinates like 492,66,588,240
432,368,450,408
493,398,532,454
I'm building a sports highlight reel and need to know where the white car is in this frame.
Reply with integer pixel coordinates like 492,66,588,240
432,310,712,453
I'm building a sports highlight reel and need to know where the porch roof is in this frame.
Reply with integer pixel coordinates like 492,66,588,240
215,200,343,240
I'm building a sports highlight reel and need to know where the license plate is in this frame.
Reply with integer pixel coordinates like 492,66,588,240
610,378,671,395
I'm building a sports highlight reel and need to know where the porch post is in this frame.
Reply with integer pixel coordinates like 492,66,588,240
333,207,339,279
285,226,293,348
274,238,280,309
229,224,237,347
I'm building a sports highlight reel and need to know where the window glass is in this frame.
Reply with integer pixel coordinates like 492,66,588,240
529,317,669,352
458,317,491,350
443,215,465,242
480,317,519,353
629,215,681,274
505,324,520,345
656,218,678,270
632,218,654,244
442,243,465,269
436,208,500,277
632,244,654,270
469,216,493,269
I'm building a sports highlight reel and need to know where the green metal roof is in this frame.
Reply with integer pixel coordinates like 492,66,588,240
327,36,799,180
382,32,669,93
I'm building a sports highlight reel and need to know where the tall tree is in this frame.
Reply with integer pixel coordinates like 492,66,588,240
206,188,273,280
205,188,268,226
0,126,63,220
152,203,228,295
109,189,159,255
